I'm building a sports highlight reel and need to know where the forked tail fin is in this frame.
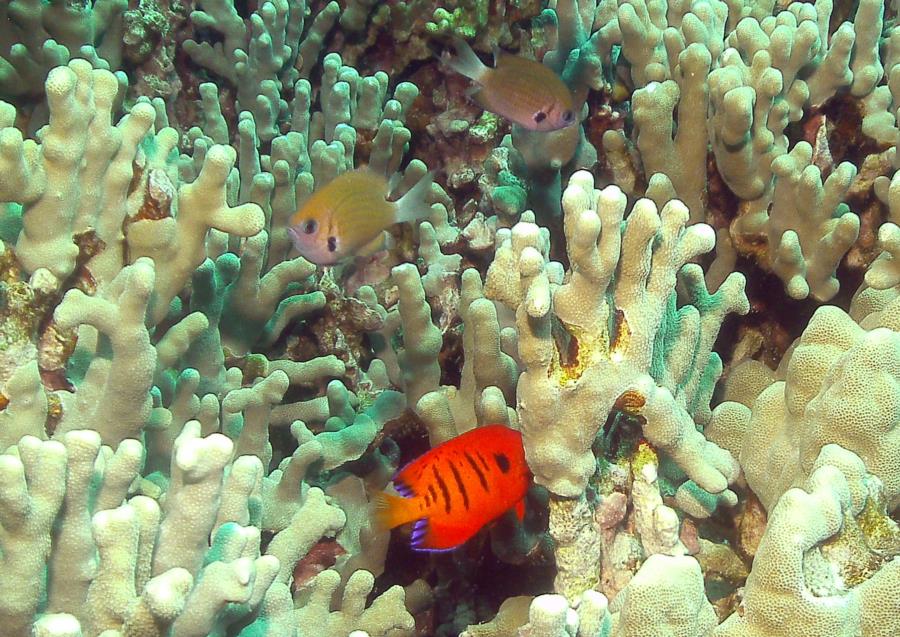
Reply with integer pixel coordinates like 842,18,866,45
440,37,489,83
393,170,435,225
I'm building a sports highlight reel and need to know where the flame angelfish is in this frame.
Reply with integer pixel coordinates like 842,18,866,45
288,169,434,265
374,425,532,551
441,37,577,132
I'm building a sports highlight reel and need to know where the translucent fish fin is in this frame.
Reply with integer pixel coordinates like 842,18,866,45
440,37,489,83
491,45,502,67
571,85,590,119
393,170,435,225
372,492,419,530
410,517,474,552
513,498,526,522
357,232,388,257
387,170,403,195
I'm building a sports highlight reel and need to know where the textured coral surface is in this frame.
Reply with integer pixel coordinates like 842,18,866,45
1,1,900,636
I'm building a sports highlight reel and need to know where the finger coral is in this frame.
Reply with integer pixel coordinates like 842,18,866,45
1,0,900,636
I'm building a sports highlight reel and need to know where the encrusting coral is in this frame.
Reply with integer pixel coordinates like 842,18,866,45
1,0,900,636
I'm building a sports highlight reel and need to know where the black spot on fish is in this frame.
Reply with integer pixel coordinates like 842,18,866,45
464,451,489,492
533,110,547,123
327,236,337,252
432,465,452,513
448,461,469,510
494,452,510,473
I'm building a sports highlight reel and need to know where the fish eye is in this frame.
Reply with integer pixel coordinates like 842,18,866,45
301,219,318,234
562,110,574,123
533,110,547,124
327,236,337,252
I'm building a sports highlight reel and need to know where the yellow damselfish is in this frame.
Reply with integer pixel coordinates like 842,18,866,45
288,169,434,265
442,37,577,132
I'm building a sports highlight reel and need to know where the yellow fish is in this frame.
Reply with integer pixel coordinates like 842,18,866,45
288,169,433,265
442,37,577,132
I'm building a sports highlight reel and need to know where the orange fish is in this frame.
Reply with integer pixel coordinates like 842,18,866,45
288,169,434,265
374,425,532,551
441,37,577,132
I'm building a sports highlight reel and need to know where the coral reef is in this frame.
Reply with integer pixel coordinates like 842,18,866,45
1,0,900,636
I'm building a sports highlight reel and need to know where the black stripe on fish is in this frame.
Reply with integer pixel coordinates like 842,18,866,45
428,484,438,505
464,451,489,492
448,460,469,510
432,465,452,514
475,451,491,472
494,452,511,473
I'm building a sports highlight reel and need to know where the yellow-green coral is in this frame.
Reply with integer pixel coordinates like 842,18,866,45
426,1,489,40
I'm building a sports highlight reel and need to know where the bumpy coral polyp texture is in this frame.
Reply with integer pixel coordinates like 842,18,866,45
715,445,900,637
709,299,900,513
6,0,900,633
486,170,747,499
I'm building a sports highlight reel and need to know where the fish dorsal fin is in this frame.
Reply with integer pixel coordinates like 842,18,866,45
493,49,530,72
571,86,589,120
392,472,416,498
322,169,391,219
387,170,403,196
332,169,390,194
393,456,426,497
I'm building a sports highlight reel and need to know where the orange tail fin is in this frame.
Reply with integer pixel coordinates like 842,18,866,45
372,492,421,530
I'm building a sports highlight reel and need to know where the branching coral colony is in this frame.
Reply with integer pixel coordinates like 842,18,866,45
1,0,900,635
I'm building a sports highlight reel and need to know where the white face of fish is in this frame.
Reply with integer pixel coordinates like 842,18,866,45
528,102,577,132
288,217,341,265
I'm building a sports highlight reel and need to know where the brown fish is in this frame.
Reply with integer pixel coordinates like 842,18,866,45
442,37,577,131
